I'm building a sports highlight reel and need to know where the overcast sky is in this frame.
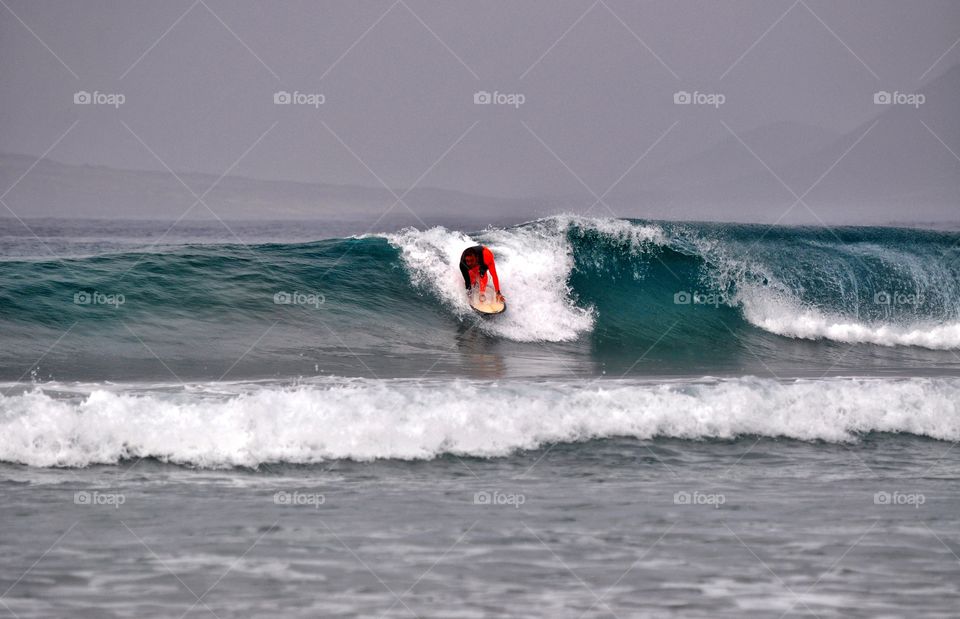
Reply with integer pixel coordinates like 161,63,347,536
2,0,959,221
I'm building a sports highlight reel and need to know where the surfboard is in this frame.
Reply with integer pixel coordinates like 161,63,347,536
469,291,506,315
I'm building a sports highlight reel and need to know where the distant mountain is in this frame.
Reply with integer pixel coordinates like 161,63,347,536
2,66,957,227
645,121,840,192
0,154,551,225
783,64,960,219
608,65,960,224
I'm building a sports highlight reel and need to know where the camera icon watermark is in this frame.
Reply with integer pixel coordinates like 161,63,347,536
273,291,325,308
473,490,526,509
74,290,125,307
74,90,125,108
873,291,924,306
873,490,925,508
74,490,126,508
473,90,525,109
673,290,726,307
673,90,725,108
873,90,925,108
673,490,726,509
274,90,325,108
273,490,325,509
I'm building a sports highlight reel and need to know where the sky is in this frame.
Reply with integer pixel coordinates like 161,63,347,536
1,0,959,223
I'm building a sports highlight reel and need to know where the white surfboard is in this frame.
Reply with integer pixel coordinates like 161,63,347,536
469,290,506,315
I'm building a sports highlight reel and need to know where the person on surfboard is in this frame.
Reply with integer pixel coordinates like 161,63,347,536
459,245,505,303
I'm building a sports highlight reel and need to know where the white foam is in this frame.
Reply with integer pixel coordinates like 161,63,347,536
385,220,595,342
738,285,960,349
1,376,958,468
685,229,960,350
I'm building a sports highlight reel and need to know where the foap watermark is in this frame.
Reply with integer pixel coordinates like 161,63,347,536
274,90,325,108
74,90,125,108
74,291,125,307
473,490,526,509
674,290,726,307
274,291,325,308
273,490,325,509
873,90,925,108
873,291,924,307
74,490,126,508
674,490,726,509
474,90,525,109
874,490,925,509
674,90,725,108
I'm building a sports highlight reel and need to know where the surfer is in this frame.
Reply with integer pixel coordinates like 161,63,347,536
459,245,505,303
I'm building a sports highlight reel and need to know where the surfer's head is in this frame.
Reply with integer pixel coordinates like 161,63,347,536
464,253,478,268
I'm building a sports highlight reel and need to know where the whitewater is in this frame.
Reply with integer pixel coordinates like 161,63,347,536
2,376,959,467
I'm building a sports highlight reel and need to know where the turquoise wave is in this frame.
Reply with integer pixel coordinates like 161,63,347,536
1,216,958,380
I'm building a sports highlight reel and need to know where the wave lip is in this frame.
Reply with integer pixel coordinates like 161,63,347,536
2,376,958,468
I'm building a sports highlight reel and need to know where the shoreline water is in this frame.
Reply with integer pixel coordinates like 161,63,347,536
3,434,958,618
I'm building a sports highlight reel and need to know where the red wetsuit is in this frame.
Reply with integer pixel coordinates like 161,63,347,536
459,245,500,294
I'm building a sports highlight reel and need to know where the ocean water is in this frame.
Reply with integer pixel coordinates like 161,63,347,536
1,216,959,617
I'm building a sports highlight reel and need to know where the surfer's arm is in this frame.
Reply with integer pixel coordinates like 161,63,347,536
459,261,471,290
482,248,504,300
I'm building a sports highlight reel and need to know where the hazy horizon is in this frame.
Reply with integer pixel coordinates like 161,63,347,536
2,1,959,224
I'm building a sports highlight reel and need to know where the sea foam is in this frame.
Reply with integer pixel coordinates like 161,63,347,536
2,376,957,468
